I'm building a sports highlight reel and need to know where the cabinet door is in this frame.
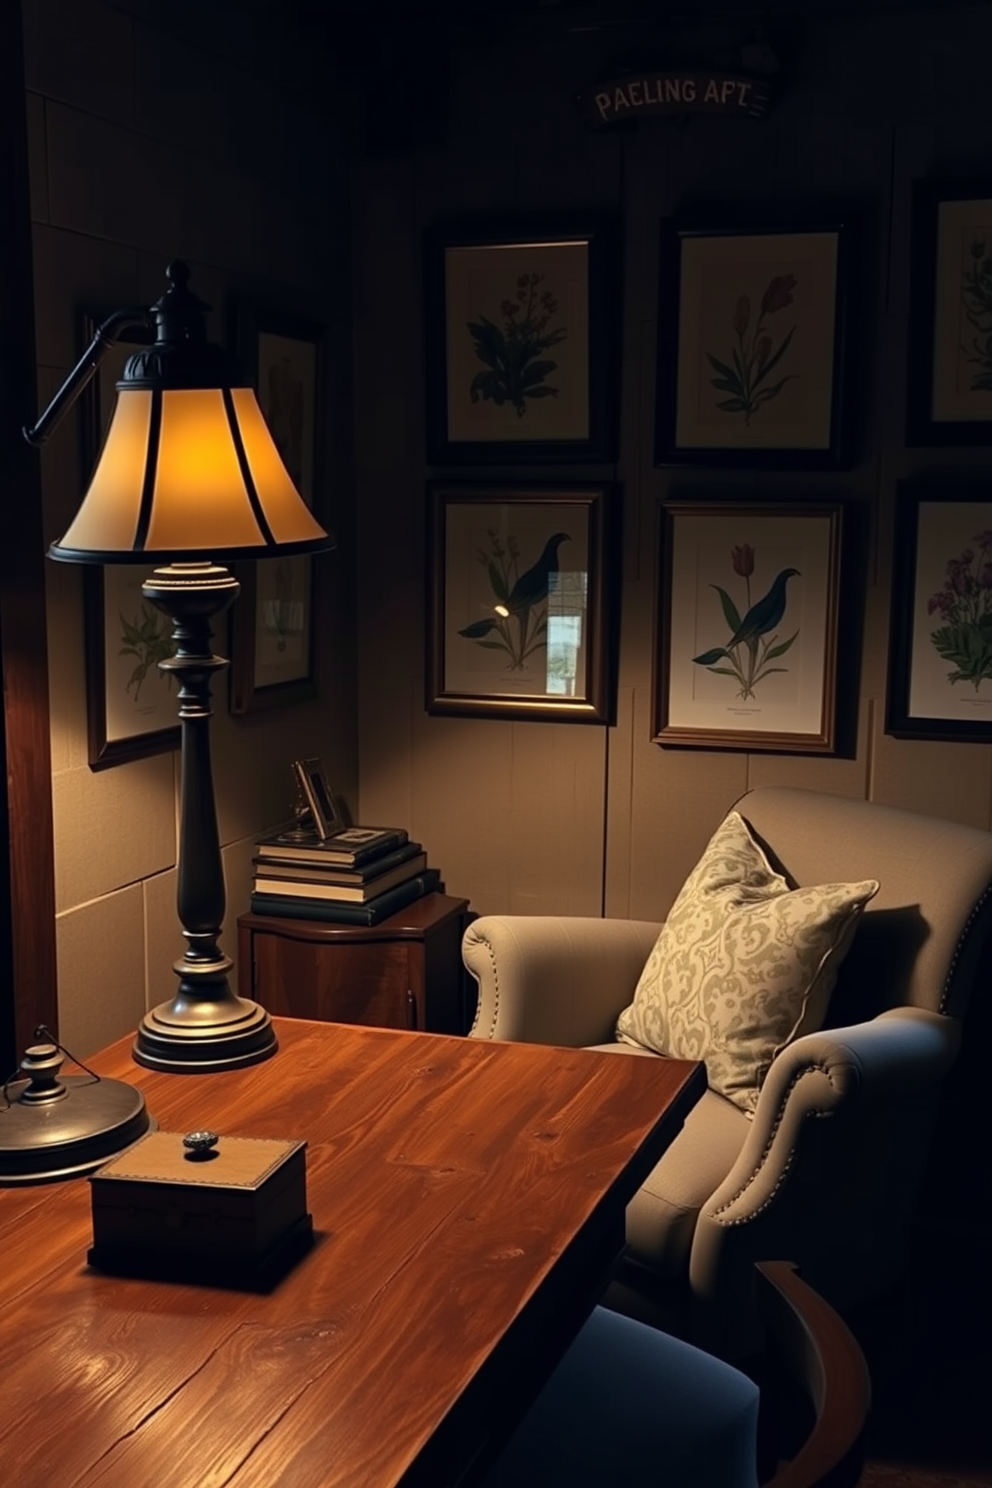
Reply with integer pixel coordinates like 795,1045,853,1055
252,933,416,1029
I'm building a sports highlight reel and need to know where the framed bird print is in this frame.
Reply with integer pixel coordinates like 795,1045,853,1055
652,500,846,752
426,481,615,722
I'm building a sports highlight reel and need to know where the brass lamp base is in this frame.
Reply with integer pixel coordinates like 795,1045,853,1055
134,969,277,1074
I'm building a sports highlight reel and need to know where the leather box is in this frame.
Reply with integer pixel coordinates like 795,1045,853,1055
88,1130,312,1288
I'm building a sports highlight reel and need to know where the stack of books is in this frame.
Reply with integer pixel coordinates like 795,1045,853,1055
250,823,441,926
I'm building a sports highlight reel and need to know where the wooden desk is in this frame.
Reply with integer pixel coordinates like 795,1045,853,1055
0,1019,704,1488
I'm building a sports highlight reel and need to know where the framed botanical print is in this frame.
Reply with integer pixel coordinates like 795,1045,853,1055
424,217,617,464
79,311,180,770
653,499,846,753
906,180,992,445
230,306,324,713
427,481,615,722
887,482,992,740
655,215,855,468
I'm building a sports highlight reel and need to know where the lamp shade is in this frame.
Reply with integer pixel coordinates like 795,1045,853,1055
46,260,333,566
49,384,330,565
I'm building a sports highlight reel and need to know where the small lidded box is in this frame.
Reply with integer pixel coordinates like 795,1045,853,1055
88,1129,312,1288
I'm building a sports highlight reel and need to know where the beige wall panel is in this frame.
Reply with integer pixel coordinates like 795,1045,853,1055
142,867,180,1013
44,102,188,255
858,584,889,722
356,660,419,832
211,698,324,848
504,724,606,917
23,0,135,126
870,732,992,829
32,225,141,373
52,752,176,913
222,836,258,945
56,887,146,1058
34,369,88,552
622,688,750,924
45,562,88,774
746,705,873,798
25,91,48,223
603,687,637,917
406,716,500,908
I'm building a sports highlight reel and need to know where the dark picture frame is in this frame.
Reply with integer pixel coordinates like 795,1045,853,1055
905,180,992,446
427,481,615,722
79,311,180,770
229,306,324,714
292,757,343,838
424,216,616,464
886,481,992,741
655,214,855,469
652,499,845,753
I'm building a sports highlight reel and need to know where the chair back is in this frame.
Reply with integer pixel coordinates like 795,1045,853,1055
737,787,992,1023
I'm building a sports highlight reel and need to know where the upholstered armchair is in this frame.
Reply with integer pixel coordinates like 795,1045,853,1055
463,786,992,1359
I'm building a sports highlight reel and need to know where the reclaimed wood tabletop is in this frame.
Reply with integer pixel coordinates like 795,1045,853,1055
0,1017,704,1488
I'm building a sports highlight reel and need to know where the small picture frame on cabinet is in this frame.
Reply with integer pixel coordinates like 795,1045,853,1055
292,758,343,839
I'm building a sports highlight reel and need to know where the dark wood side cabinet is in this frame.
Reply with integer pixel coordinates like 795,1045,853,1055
237,893,472,1034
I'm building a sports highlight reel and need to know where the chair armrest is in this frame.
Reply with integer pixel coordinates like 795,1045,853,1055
463,915,662,1046
688,1008,961,1354
703,1007,961,1228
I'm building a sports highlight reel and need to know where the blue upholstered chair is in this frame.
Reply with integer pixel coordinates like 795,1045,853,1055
480,1262,869,1488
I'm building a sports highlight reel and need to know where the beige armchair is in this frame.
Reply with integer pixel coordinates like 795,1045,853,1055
464,786,992,1359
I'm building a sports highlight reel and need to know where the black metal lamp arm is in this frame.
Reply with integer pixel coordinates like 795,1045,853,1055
22,306,150,447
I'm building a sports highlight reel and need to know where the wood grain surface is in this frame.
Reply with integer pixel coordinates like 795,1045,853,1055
0,1018,704,1487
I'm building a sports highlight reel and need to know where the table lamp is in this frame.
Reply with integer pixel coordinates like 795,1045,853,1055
24,260,334,1074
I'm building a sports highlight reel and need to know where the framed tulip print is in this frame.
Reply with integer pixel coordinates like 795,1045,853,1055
424,217,616,464
427,481,614,722
655,216,855,469
905,181,992,446
652,500,846,753
887,482,992,741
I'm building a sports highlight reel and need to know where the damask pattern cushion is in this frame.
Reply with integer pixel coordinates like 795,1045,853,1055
615,812,878,1115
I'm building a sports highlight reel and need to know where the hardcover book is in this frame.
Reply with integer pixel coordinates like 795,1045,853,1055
254,853,428,903
250,869,442,926
254,823,409,868
253,840,423,885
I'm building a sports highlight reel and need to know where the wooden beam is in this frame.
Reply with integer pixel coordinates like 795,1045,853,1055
0,0,58,1072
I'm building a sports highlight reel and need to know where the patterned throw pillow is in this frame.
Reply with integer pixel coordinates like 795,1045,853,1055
615,811,879,1115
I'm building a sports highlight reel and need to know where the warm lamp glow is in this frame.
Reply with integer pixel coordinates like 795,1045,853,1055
50,385,328,565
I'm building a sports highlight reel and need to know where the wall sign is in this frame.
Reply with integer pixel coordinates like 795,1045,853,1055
576,70,774,128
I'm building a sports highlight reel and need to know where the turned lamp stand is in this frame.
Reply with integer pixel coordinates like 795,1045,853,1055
133,562,277,1073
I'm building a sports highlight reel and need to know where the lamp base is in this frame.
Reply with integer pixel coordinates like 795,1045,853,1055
133,993,277,1074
